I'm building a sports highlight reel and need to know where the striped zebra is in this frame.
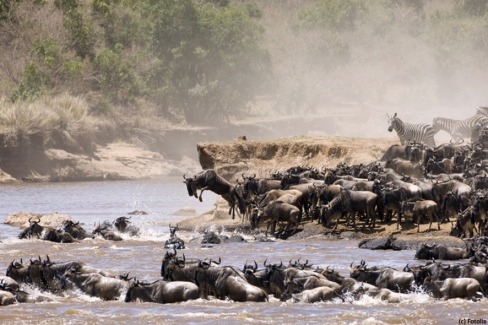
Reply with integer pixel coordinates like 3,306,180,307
432,114,488,142
387,113,436,148
477,106,488,116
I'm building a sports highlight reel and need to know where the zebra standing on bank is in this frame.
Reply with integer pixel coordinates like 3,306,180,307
387,113,436,148
432,113,488,142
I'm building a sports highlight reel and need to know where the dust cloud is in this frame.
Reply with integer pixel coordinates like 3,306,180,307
249,0,488,144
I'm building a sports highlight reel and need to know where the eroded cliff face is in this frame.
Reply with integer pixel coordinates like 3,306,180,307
197,136,398,181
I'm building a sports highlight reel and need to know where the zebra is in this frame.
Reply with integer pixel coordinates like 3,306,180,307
477,106,488,116
432,114,488,142
386,113,436,148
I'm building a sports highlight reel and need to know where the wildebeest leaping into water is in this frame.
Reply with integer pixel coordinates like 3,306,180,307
183,169,245,219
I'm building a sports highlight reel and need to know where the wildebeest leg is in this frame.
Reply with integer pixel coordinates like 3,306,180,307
417,213,421,233
368,207,376,229
198,187,209,202
349,210,357,232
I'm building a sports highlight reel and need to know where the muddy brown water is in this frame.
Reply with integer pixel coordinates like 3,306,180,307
0,178,487,325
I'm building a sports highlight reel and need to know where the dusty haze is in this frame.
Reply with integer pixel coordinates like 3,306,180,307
237,0,488,145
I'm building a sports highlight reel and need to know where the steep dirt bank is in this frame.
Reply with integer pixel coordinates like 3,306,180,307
173,135,462,243
0,141,201,183
197,136,398,181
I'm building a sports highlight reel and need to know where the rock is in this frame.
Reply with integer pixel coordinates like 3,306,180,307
339,231,364,240
4,211,74,229
173,207,197,216
223,235,247,243
0,170,19,184
128,210,148,215
359,234,396,250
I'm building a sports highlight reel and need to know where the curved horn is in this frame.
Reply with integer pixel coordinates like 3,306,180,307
264,258,268,267
183,174,187,179
254,260,258,270
350,261,354,268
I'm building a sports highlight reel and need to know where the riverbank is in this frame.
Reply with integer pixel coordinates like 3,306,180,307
0,141,201,183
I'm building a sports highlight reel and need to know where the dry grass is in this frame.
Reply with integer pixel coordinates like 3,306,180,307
0,94,98,148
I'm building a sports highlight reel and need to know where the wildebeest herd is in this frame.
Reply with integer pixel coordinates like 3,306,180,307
3,247,488,306
4,107,488,306
18,216,140,243
184,108,488,241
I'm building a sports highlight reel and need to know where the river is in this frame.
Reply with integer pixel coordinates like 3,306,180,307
0,178,486,325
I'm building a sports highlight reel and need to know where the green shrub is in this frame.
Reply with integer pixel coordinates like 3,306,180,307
11,63,52,102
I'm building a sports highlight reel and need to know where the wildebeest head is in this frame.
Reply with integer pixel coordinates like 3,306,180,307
321,266,343,283
349,260,367,279
6,259,24,278
61,219,78,232
241,173,257,196
160,248,178,279
169,223,179,238
387,113,398,132
263,259,284,288
415,243,436,259
183,174,197,198
243,260,258,277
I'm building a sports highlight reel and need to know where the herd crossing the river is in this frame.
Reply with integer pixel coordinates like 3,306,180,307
4,106,488,306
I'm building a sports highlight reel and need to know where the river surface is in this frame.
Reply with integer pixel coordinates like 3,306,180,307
0,178,487,325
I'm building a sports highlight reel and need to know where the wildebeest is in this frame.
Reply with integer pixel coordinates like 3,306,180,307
124,279,199,303
450,207,478,238
251,200,300,237
350,261,414,293
161,251,201,283
0,288,17,306
262,260,328,298
40,255,114,292
381,144,407,161
241,174,281,196
400,199,440,232
430,263,487,289
42,227,77,243
61,220,91,240
353,286,417,303
195,260,268,302
286,286,344,303
283,275,340,293
63,268,130,300
164,224,185,249
5,259,30,284
92,223,123,241
113,217,140,236
424,277,485,300
321,189,378,231
183,169,245,219
242,261,271,294
385,158,422,178
18,218,43,239
415,243,468,260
